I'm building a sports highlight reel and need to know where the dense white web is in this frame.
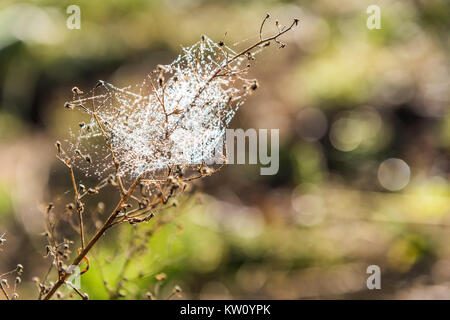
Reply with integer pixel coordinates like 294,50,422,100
69,36,255,178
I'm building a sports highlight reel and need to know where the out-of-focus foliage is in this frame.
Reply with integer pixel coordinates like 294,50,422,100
0,0,449,299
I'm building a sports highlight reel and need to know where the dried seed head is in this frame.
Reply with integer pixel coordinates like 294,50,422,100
87,188,97,195
72,87,83,94
64,102,74,109
145,291,154,300
158,74,165,87
155,273,167,281
174,285,182,293
250,80,259,91
55,141,62,154
45,245,52,257
46,203,54,213
107,174,117,186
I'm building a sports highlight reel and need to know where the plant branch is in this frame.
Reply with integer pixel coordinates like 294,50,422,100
0,281,9,300
169,17,299,135
42,173,144,300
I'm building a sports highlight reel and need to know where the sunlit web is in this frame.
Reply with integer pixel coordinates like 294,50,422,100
68,36,256,178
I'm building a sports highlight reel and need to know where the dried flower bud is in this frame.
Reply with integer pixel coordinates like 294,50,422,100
55,141,62,154
64,102,74,109
1,279,8,288
155,273,167,281
87,188,97,195
72,87,83,94
174,285,182,293
145,291,154,300
250,80,259,91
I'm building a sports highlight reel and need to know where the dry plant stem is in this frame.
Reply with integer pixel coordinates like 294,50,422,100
69,165,85,249
0,281,9,300
43,174,144,300
42,16,298,300
65,281,87,300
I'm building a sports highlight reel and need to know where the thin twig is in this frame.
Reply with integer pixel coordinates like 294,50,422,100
68,165,85,250
65,281,88,300
43,173,144,300
259,13,270,41
0,281,9,300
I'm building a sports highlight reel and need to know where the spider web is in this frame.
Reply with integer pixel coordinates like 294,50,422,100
68,36,254,179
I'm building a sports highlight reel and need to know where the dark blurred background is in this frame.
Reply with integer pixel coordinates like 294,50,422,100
0,0,449,299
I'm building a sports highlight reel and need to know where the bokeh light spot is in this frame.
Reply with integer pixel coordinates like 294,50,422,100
377,158,411,191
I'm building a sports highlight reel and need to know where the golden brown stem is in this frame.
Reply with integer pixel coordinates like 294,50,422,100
42,174,144,300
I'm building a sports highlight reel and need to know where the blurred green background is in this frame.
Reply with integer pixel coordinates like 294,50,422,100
0,0,449,299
